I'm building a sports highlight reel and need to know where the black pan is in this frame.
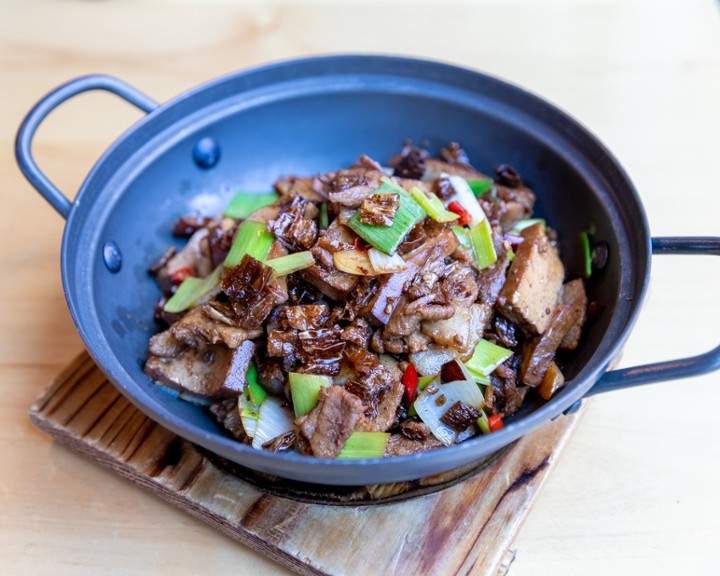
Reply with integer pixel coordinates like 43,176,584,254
16,55,720,485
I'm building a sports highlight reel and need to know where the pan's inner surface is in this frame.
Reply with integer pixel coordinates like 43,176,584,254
62,57,649,484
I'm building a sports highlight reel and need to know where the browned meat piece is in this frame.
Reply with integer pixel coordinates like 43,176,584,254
149,303,261,353
398,420,435,441
384,432,443,456
487,361,528,418
283,304,330,331
440,260,480,304
492,315,519,348
359,378,404,432
440,401,482,432
422,303,491,358
351,154,384,172
559,278,588,351
495,184,536,230
406,331,431,353
209,398,246,441
206,218,238,267
475,251,511,307
148,246,176,279
391,144,428,180
341,318,371,348
316,218,355,253
328,169,384,207
145,340,256,399
274,175,327,202
432,176,456,200
269,196,318,251
262,431,296,452
299,246,359,300
154,227,214,293
221,255,286,330
296,327,345,376
422,158,486,182
440,141,473,167
494,164,523,188
255,355,287,396
519,303,582,387
496,223,565,335
172,215,213,238
358,193,400,226
266,328,298,358
295,386,365,458
244,204,281,225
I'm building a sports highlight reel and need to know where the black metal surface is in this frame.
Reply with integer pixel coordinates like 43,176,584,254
14,55,718,485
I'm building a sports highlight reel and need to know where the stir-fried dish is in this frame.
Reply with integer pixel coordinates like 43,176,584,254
145,142,589,459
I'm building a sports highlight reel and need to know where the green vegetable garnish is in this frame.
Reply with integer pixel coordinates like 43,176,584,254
347,179,425,255
452,225,472,250
476,411,491,435
245,363,268,406
580,223,596,278
466,178,493,197
224,191,279,219
319,202,329,229
163,266,222,313
224,220,274,268
469,219,497,269
337,432,390,459
410,187,459,223
465,339,513,381
266,251,315,276
511,218,546,234
289,372,332,417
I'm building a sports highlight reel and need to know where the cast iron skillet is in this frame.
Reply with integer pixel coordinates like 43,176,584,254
16,55,720,485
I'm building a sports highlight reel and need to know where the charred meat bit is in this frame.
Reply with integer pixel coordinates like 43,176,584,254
173,215,212,237
358,193,400,226
262,430,296,452
494,164,523,188
440,401,481,432
439,142,472,167
432,176,456,201
221,255,284,330
392,144,427,180
269,195,318,251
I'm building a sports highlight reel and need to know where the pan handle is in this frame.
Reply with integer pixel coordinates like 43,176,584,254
15,75,159,220
587,236,720,396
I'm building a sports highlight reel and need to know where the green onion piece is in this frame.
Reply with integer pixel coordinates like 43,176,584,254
245,363,268,406
452,225,472,250
477,411,491,435
465,339,513,379
347,179,425,255
266,251,315,276
224,220,274,268
511,218,546,234
470,219,497,269
163,266,222,313
319,202,329,229
239,388,260,438
580,223,596,278
466,178,493,197
410,187,459,223
224,191,279,219
507,248,515,262
337,432,390,459
289,372,332,417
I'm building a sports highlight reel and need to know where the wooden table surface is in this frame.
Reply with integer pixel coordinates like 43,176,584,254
1,1,718,574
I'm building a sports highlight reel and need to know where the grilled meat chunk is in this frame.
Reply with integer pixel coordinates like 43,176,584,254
358,193,400,226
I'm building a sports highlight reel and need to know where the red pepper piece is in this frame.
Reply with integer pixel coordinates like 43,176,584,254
170,266,195,284
447,201,472,226
402,364,419,405
488,413,505,432
354,236,370,252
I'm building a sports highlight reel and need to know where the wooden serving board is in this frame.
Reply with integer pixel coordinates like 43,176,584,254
29,352,584,576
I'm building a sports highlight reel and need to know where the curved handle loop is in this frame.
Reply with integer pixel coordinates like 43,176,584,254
15,75,159,220
588,236,720,395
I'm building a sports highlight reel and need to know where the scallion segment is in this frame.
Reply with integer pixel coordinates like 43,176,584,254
245,363,268,406
466,178,494,197
347,179,425,255
266,251,315,276
224,191,279,219
465,339,513,381
337,432,390,459
163,265,222,313
580,223,596,278
410,187,459,223
469,219,497,269
251,397,295,450
289,372,332,417
239,388,261,438
452,225,472,250
224,219,274,268
319,202,329,229
447,176,487,227
476,411,491,435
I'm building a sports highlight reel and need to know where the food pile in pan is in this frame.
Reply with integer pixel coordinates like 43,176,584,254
145,142,588,459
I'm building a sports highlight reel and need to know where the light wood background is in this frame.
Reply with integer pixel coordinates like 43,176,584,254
1,1,718,575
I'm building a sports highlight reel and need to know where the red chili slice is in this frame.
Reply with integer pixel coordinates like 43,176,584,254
488,413,505,432
447,201,472,226
402,364,419,405
170,267,195,284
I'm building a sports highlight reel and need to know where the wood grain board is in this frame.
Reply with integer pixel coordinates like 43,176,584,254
29,352,584,576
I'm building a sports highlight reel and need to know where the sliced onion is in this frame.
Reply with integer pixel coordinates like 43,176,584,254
367,248,407,274
332,249,375,275
413,380,485,445
238,392,259,438
251,397,295,450
447,175,487,227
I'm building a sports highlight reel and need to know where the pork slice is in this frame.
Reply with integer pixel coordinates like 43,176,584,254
422,303,491,359
422,158,487,182
384,432,444,456
559,278,588,351
356,378,404,432
519,303,582,387
144,340,255,399
155,228,214,293
299,246,359,300
494,184,536,230
269,195,318,251
209,398,246,441
283,304,330,330
274,175,327,202
328,169,384,207
295,386,365,458
496,223,565,335
475,251,511,307
167,303,262,350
